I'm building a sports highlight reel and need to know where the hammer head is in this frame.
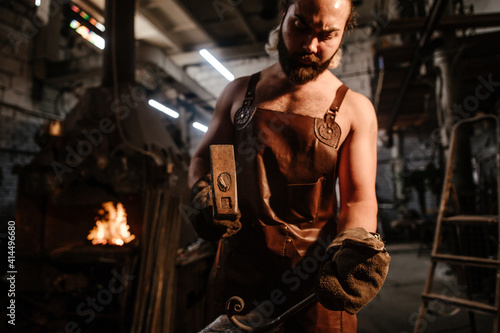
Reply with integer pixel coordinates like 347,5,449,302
209,145,238,220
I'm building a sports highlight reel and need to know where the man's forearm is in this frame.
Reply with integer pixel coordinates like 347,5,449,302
337,201,378,233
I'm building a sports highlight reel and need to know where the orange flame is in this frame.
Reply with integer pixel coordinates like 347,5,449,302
87,202,135,246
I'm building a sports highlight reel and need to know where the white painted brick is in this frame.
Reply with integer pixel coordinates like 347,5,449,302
1,89,35,111
1,31,33,61
0,56,22,76
38,100,59,114
0,72,12,89
14,111,29,123
187,55,274,98
342,73,372,99
42,87,58,101
12,74,32,94
0,106,15,118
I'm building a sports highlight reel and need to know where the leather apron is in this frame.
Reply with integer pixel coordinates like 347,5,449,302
207,72,356,332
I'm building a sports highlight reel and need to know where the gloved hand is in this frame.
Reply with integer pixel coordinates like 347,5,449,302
190,174,242,241
314,227,390,314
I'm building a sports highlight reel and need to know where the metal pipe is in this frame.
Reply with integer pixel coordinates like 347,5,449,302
0,101,63,120
102,0,136,86
385,0,449,141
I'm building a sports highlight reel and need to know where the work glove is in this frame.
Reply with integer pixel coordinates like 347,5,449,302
314,227,390,314
190,174,242,241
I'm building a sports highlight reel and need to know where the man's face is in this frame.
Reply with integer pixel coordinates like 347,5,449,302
278,0,350,84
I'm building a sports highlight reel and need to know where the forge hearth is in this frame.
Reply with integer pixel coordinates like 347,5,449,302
13,82,190,331
15,178,146,255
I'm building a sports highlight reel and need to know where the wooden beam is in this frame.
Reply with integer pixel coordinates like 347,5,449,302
377,13,500,35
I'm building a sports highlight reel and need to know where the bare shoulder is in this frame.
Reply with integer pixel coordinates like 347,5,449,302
342,89,377,133
214,75,253,122
221,75,250,100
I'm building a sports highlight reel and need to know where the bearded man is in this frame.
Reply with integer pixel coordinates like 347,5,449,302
188,0,390,331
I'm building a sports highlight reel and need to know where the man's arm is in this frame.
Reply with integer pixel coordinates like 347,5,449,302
187,78,249,240
337,91,378,233
315,98,389,314
188,78,247,188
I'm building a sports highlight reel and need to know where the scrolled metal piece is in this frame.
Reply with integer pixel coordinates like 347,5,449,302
225,293,317,333
226,296,256,332
226,296,245,313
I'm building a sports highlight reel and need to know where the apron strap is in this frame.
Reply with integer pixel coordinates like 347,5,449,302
241,72,260,108
315,84,349,149
329,84,349,112
234,72,260,130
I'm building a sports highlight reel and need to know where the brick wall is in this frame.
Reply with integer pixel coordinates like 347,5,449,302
0,0,107,223
335,38,375,100
0,2,63,222
186,55,275,98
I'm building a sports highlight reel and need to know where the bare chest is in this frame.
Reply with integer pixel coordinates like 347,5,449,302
257,83,335,114
251,87,352,148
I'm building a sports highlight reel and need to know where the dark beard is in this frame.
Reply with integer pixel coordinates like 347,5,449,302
277,29,334,84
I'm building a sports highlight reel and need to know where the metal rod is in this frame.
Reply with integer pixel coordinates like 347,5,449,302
0,101,63,120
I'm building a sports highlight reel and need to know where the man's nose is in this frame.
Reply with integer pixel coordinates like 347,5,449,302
303,35,319,53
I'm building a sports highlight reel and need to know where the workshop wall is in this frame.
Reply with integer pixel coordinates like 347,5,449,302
0,2,105,224
0,3,45,223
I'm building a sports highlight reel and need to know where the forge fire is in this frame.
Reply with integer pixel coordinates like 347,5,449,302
87,201,136,246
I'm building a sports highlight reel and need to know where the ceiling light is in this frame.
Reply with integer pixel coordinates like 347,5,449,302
192,122,208,133
148,99,179,118
35,0,41,6
199,49,235,81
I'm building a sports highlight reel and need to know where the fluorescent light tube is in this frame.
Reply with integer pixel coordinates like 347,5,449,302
193,122,208,133
199,49,235,81
148,99,179,118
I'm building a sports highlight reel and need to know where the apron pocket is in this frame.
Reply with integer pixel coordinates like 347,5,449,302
279,177,324,224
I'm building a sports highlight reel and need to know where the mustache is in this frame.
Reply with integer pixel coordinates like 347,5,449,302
294,53,322,66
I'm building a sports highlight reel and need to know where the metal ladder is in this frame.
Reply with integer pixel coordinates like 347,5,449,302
413,114,500,333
